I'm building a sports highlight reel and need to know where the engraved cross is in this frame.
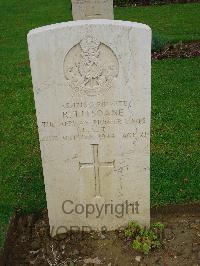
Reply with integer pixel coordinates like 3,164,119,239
79,144,115,197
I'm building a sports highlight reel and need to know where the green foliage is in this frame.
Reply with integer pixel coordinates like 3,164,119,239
124,221,164,254
152,32,169,51
152,222,165,231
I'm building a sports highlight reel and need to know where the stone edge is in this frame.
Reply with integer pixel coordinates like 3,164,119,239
27,19,151,39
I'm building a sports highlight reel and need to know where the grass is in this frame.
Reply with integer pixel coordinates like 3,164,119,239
151,58,200,206
115,3,200,42
1,0,200,249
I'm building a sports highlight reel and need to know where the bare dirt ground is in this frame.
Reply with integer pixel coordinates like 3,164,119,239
1,204,200,266
114,0,200,7
152,41,200,60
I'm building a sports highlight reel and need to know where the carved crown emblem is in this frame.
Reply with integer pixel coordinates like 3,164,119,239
80,37,100,53
63,36,119,96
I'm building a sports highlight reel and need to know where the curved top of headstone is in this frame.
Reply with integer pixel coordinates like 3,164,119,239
28,20,151,37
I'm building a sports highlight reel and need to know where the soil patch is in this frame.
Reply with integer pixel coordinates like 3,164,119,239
1,204,200,265
114,0,200,7
152,41,200,60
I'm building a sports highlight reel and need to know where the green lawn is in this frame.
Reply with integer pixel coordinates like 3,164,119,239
1,0,200,248
151,58,200,206
115,3,200,42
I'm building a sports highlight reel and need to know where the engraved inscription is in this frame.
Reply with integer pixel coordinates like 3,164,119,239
79,144,115,197
39,99,148,143
64,37,119,96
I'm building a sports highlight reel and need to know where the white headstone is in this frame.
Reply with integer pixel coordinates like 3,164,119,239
28,20,151,235
72,0,114,20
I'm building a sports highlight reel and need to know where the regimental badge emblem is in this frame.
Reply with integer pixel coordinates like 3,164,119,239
63,36,119,96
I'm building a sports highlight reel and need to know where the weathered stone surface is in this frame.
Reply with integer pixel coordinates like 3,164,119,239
71,0,114,20
28,20,151,235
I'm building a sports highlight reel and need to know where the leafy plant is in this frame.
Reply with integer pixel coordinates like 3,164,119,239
152,32,169,52
152,222,165,231
124,221,164,254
